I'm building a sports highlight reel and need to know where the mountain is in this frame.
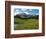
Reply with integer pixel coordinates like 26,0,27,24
14,13,39,19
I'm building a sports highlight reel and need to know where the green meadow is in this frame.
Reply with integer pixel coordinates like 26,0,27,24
14,18,39,30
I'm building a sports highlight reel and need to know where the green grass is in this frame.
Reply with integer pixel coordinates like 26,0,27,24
14,18,39,30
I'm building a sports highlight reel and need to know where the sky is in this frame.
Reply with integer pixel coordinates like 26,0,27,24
14,8,39,15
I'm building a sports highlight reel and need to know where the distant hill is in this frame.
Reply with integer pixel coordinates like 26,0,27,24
14,13,39,19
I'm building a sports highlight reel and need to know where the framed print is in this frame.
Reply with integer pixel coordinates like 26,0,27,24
5,1,45,38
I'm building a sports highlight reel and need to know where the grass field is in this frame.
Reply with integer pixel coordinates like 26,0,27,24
14,18,39,30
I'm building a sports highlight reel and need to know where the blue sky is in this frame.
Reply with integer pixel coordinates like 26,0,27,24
14,8,39,15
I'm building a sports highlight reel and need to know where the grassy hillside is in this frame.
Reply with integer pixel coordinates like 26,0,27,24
14,18,39,30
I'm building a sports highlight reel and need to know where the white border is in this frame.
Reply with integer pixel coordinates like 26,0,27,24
11,5,42,34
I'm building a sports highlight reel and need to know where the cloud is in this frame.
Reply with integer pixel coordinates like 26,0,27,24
14,8,39,15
